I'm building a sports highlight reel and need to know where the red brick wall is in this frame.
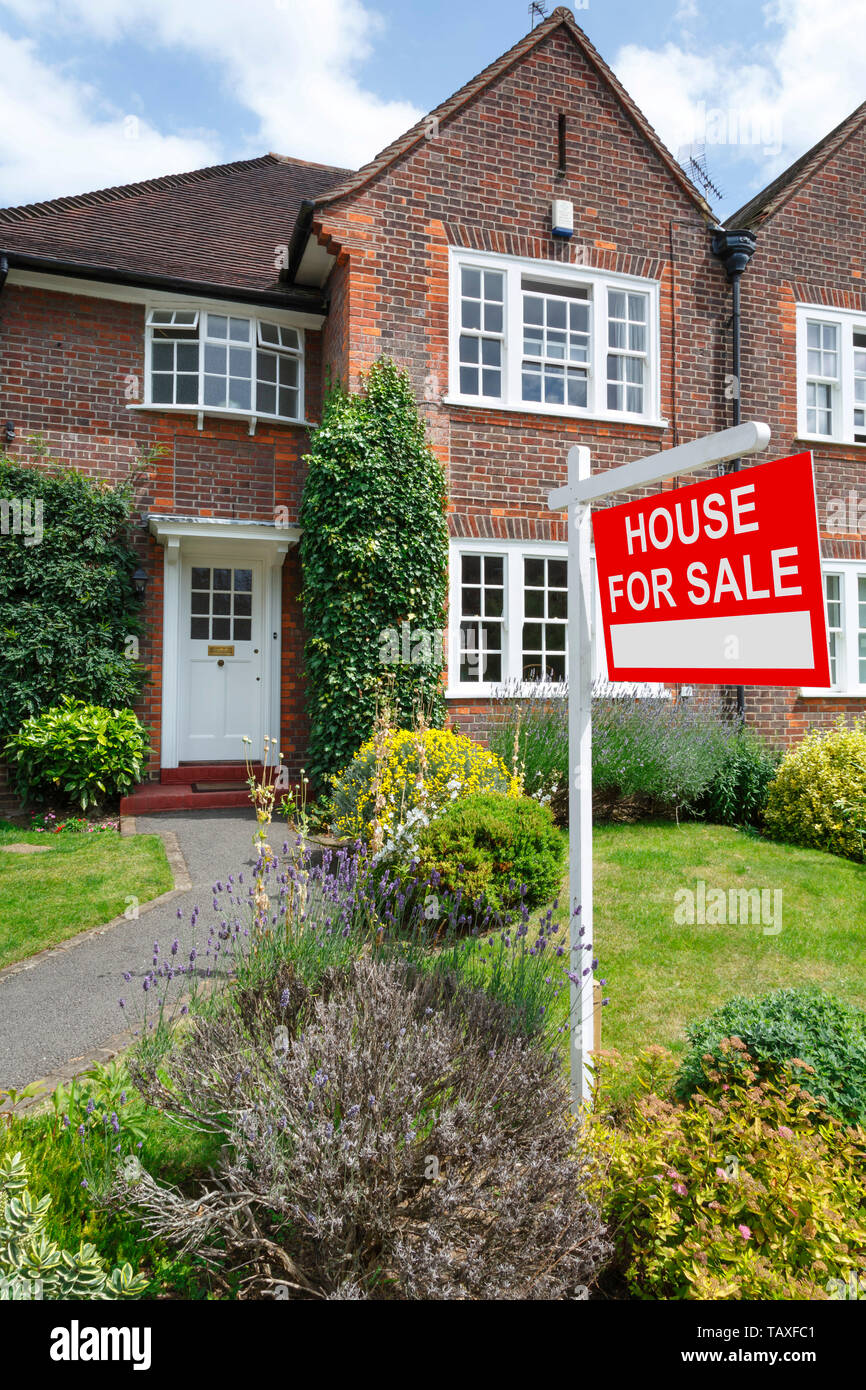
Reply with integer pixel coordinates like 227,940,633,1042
0,281,318,781
734,122,866,744
313,24,743,743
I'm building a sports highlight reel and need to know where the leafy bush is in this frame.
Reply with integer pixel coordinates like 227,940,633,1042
593,1045,866,1300
119,956,610,1299
410,791,566,917
764,718,866,861
331,725,516,842
691,728,781,827
300,360,449,786
676,987,866,1126
0,449,145,740
5,696,149,808
0,1150,146,1300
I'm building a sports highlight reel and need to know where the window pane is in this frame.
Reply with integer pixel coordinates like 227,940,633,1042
462,554,481,584
485,556,504,586
191,591,209,614
205,344,226,374
207,315,228,339
190,617,209,640
151,374,172,404
213,569,231,590
211,618,231,640
233,619,252,642
191,568,210,588
204,376,226,407
213,592,231,615
229,347,252,377
176,375,198,405
257,383,277,414
548,559,567,587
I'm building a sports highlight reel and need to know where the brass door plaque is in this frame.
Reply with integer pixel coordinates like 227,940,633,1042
208,645,234,656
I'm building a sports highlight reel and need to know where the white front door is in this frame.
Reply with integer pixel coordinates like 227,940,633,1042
178,555,265,762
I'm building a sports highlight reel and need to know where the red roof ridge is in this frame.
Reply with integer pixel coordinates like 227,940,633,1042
0,153,292,225
312,6,712,218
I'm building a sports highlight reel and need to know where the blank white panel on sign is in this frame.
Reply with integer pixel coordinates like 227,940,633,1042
610,610,814,671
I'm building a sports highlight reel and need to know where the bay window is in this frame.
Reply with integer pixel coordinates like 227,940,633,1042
146,307,303,422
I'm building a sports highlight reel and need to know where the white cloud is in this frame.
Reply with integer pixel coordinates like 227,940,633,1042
613,0,866,205
0,0,423,206
0,32,218,205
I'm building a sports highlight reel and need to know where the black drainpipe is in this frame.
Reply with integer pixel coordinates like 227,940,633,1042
711,227,757,723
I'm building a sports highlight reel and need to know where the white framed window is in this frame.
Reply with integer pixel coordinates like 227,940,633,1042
802,561,866,695
796,304,866,444
446,248,662,424
146,307,303,423
447,539,663,696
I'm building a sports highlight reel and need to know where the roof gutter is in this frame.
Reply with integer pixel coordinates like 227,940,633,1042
282,198,316,284
1,248,327,314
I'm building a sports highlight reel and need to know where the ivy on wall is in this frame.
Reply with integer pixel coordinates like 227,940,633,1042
0,446,146,740
300,360,449,785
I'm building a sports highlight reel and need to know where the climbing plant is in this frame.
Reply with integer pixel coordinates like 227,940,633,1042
300,360,449,785
0,445,147,740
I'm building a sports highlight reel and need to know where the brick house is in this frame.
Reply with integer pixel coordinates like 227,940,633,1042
725,102,866,744
0,7,861,810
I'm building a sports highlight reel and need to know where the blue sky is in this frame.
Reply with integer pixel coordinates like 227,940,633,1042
0,0,861,220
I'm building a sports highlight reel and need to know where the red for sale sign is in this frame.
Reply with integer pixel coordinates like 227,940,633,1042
591,452,830,686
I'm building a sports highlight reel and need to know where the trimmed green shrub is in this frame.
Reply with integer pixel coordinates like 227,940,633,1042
5,697,149,808
0,449,146,739
691,728,781,827
300,360,449,786
411,791,566,917
764,718,866,861
675,986,866,1126
331,725,516,843
593,1045,866,1300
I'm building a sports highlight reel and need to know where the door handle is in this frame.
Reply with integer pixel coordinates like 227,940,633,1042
217,659,224,667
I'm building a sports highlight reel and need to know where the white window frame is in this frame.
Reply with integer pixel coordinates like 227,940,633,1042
802,559,866,696
144,305,305,428
445,247,664,426
796,303,866,445
446,538,664,697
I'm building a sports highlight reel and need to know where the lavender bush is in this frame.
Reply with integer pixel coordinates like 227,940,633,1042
491,682,757,822
128,834,590,1064
114,956,610,1300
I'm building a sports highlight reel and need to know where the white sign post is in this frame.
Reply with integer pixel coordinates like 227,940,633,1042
547,421,772,1110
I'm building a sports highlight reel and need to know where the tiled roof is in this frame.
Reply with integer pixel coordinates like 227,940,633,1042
314,6,713,219
728,99,866,229
0,154,352,296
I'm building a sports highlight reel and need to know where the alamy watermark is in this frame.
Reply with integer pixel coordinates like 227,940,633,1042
0,497,43,546
674,879,782,935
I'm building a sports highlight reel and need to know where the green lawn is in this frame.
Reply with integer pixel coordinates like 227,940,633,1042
0,822,173,970
565,821,866,1064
